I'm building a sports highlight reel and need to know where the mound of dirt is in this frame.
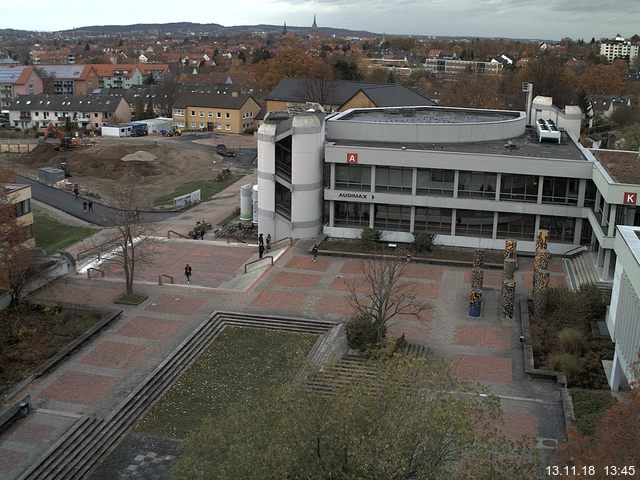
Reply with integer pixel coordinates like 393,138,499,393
121,151,157,162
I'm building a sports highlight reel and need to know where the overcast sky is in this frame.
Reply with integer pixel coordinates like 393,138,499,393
1,0,638,41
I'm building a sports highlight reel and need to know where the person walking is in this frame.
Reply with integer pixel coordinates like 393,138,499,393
266,234,271,252
258,243,265,259
200,229,205,240
73,187,79,199
82,201,87,212
258,233,264,247
184,264,192,284
88,201,93,212
312,244,319,262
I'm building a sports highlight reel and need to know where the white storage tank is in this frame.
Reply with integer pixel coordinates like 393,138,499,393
240,184,253,221
252,184,259,224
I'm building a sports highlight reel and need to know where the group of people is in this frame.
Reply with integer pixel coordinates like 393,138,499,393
74,186,94,213
257,233,272,258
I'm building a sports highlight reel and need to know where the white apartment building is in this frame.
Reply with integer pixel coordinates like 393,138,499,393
600,35,639,63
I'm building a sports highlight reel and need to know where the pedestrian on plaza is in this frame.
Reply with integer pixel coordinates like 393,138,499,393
134,208,140,220
184,264,192,284
258,243,265,259
82,201,87,212
73,187,79,199
266,234,271,252
312,244,319,262
88,200,93,212
200,229,205,240
258,233,264,247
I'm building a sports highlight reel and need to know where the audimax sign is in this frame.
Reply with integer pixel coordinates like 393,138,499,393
337,192,373,199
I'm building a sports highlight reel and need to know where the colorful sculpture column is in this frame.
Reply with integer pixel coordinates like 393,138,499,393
501,280,516,319
468,288,482,317
533,269,550,319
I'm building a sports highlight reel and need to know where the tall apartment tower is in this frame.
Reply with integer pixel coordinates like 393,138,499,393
257,111,325,240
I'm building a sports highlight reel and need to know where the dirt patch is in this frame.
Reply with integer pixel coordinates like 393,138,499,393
0,138,249,208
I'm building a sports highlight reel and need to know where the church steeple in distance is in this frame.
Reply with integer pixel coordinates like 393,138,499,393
283,21,287,35
312,14,317,29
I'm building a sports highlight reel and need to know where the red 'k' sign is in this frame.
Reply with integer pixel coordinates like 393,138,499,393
624,192,637,205
346,152,358,164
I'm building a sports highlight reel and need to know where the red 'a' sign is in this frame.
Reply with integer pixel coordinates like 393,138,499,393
346,152,358,164
624,192,637,205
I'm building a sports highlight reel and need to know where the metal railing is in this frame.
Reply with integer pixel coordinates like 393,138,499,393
270,236,293,250
167,230,188,239
76,237,122,262
244,256,274,273
563,244,589,258
87,268,104,279
158,274,174,285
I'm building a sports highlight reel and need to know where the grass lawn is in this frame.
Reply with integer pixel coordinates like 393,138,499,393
571,388,616,435
134,327,317,439
152,175,243,208
0,304,106,391
33,209,95,254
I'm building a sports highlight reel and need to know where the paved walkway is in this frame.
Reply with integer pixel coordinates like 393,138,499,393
0,207,569,478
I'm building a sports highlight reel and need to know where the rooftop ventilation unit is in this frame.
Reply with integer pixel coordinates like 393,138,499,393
536,118,561,144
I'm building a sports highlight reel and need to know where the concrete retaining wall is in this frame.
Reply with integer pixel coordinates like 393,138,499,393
0,143,39,153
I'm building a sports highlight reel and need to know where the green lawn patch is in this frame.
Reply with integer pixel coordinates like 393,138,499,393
152,176,243,208
571,388,616,435
134,327,317,439
33,209,95,254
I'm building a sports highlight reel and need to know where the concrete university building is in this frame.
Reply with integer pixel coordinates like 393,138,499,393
257,104,640,388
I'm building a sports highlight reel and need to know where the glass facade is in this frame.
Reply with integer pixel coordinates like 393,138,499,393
414,207,452,234
456,209,494,237
539,216,575,243
458,171,497,199
373,204,411,231
335,165,371,191
542,177,579,205
374,167,413,194
500,174,539,203
334,201,369,227
496,213,536,240
416,168,454,196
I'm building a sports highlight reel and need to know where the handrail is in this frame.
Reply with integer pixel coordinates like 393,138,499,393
158,274,174,285
244,255,274,273
168,230,188,239
76,236,122,262
270,236,293,250
563,244,589,258
87,268,104,279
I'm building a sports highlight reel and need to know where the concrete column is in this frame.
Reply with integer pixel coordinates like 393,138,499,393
597,244,605,267
602,201,609,228
577,179,586,208
453,170,459,199
495,173,501,202
574,218,583,245
330,163,335,189
595,190,601,213
492,212,498,239
369,204,374,228
603,249,612,277
537,176,544,204
370,165,376,194
410,206,415,233
411,168,417,196
329,200,335,227
609,350,626,391
534,214,541,234
451,209,457,236
608,204,618,237
625,206,635,225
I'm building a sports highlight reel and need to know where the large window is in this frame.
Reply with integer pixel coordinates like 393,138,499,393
334,201,369,227
374,167,413,194
455,209,494,238
14,198,31,217
584,180,597,208
458,171,496,199
275,183,291,220
500,174,538,203
373,204,411,231
414,207,452,234
416,168,454,196
496,213,536,240
542,177,578,205
335,165,371,191
539,216,575,243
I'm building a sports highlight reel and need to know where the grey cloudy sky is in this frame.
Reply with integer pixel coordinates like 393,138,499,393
1,0,638,40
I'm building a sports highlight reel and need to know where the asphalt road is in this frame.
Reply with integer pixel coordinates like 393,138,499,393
17,175,179,227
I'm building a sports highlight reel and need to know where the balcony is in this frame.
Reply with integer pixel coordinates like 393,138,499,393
19,115,32,121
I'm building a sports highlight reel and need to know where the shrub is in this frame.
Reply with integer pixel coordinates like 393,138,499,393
412,232,434,253
360,228,381,249
570,389,616,435
549,352,584,382
558,327,585,355
394,333,408,352
345,314,378,351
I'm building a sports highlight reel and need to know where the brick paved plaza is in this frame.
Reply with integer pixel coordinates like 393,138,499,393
0,232,568,479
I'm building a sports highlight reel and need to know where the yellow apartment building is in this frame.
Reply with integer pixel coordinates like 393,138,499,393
172,92,261,134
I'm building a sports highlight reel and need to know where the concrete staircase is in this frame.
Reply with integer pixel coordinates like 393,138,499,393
565,252,612,298
18,312,335,480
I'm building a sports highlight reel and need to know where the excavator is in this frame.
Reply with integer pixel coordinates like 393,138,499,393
44,123,78,151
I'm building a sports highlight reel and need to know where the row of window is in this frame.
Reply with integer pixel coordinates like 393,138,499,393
333,165,591,206
333,201,578,242
189,122,231,130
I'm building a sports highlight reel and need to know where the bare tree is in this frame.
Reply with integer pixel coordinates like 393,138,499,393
295,77,338,111
103,186,159,301
348,256,426,342
154,78,181,117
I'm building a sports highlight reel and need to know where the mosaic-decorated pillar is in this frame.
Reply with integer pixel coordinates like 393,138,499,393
533,269,550,319
471,268,484,289
473,249,485,269
501,280,516,319
535,229,549,252
504,239,517,261
504,258,517,277
534,250,551,272
468,288,482,317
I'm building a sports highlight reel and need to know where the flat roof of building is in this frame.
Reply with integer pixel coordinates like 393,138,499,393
330,130,588,161
335,106,520,124
591,150,640,184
